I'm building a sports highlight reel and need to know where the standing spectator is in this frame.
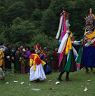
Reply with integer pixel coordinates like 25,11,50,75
52,48,59,71
20,48,26,74
24,47,31,73
14,48,21,73
4,45,11,71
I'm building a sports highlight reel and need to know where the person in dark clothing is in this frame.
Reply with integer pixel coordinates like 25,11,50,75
4,47,11,70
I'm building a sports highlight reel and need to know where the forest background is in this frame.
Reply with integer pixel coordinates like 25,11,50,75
0,0,95,49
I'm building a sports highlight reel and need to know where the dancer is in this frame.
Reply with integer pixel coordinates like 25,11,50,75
29,49,46,81
82,8,95,73
56,10,77,81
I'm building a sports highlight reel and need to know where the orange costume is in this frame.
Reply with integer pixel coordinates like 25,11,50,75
0,50,4,68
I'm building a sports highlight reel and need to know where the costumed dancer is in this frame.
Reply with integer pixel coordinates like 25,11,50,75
0,48,5,80
0,48,5,69
56,10,77,81
29,49,46,81
82,8,95,73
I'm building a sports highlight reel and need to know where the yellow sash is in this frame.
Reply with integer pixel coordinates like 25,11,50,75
85,30,95,39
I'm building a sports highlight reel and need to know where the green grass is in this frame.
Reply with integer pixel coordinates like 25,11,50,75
0,69,95,96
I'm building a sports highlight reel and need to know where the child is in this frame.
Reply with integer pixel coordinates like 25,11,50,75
29,49,46,81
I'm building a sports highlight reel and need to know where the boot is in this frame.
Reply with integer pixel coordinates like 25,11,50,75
66,72,70,81
57,72,64,81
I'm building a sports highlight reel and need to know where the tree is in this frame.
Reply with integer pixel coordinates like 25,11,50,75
41,8,57,36
4,17,36,44
4,1,27,24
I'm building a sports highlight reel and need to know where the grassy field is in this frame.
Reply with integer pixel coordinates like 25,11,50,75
0,69,95,96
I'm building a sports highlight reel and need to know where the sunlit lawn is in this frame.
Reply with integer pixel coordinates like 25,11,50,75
0,69,95,96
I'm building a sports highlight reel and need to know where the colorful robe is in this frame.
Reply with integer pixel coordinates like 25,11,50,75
29,53,46,81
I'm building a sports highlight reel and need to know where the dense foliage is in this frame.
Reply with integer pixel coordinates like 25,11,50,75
0,0,95,48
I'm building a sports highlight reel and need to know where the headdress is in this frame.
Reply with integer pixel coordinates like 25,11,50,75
85,8,95,33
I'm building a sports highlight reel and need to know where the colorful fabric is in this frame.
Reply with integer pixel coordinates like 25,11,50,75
65,36,72,54
24,50,31,59
85,30,95,39
56,15,63,39
0,50,4,67
61,16,66,39
58,33,69,53
56,11,77,73
72,46,78,59
58,33,72,66
29,64,46,81
76,47,83,70
58,52,64,67
59,50,76,72
29,54,46,71
64,51,71,72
